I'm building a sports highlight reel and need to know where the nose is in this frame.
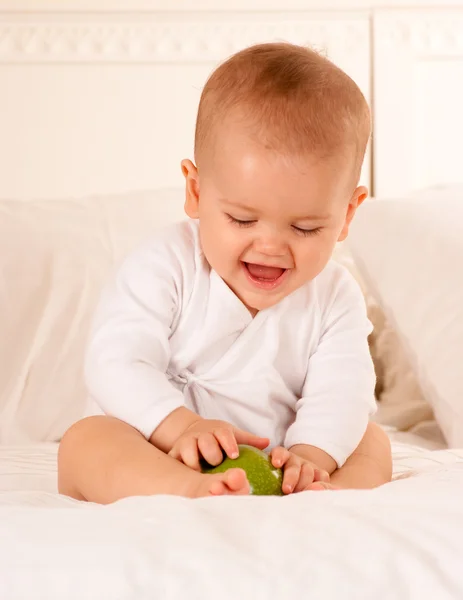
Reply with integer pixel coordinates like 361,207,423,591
252,226,287,257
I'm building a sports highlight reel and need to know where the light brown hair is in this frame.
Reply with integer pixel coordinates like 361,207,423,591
194,42,371,178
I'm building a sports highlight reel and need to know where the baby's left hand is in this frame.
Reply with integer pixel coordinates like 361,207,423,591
270,446,335,494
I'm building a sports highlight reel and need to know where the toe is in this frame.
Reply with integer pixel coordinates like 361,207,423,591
207,469,251,496
209,479,227,496
309,482,340,491
224,468,250,494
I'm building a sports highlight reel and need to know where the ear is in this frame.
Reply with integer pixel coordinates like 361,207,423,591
337,185,368,242
181,159,200,219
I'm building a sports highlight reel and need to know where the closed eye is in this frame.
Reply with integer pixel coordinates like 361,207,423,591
292,226,322,237
226,214,256,227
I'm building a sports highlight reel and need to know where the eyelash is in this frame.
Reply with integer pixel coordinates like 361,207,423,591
226,215,255,228
226,214,322,238
293,227,322,237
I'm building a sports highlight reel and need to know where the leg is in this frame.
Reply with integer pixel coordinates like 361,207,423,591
329,422,392,490
58,416,250,504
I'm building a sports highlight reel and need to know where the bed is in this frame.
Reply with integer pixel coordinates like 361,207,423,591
2,2,463,598
1,438,463,599
1,187,463,599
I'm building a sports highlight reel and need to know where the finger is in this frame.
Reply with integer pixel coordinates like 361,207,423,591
313,468,330,483
179,437,201,471
213,428,239,460
198,433,224,467
270,446,291,468
294,462,316,493
233,428,269,450
282,462,301,495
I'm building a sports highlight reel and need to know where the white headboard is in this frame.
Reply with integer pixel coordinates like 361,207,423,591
1,1,462,199
374,9,463,197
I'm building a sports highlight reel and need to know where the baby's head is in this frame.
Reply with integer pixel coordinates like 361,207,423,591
182,42,370,313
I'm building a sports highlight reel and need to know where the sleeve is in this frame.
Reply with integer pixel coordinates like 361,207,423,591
284,268,377,467
84,239,186,439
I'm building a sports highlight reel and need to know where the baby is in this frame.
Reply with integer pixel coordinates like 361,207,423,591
58,42,392,503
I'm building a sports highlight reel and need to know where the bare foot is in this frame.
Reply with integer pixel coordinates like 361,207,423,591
189,468,251,498
309,481,340,491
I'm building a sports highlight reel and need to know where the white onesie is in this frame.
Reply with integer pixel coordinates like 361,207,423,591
85,219,377,467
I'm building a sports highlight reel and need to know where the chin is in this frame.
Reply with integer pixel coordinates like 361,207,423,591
243,291,285,312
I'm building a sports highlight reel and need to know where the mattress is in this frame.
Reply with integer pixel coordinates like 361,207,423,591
1,437,463,600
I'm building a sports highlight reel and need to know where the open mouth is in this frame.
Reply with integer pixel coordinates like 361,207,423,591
242,262,289,290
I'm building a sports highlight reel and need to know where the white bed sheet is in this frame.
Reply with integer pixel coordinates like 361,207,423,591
1,437,463,600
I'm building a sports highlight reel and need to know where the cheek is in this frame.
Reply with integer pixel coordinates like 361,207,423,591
198,206,223,244
296,235,336,272
220,229,249,260
198,215,245,269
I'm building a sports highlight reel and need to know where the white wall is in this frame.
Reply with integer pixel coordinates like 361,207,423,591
1,1,463,198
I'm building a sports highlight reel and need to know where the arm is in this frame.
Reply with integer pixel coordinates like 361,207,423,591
289,443,337,474
288,422,392,489
85,237,192,449
284,267,378,470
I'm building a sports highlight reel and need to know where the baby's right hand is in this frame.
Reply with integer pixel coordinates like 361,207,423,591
168,419,269,471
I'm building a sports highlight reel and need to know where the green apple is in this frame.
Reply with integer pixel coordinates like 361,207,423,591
201,444,284,496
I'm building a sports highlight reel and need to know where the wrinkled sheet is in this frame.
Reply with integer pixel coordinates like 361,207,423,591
0,441,463,599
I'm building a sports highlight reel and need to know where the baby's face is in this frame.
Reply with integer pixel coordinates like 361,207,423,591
183,133,366,314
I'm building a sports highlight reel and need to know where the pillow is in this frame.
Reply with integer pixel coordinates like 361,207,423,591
0,189,185,444
334,245,435,435
346,196,463,448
